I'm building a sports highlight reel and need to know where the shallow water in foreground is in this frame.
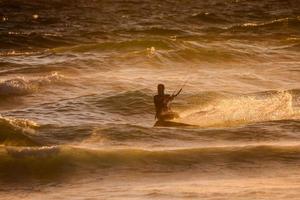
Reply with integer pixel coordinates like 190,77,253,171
0,0,300,199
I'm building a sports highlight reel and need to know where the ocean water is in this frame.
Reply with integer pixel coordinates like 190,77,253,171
0,0,300,199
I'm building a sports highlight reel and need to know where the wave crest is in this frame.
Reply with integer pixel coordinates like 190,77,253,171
1,144,300,179
229,17,300,33
0,72,64,96
0,116,39,146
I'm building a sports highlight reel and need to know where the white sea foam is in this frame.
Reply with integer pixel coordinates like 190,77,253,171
0,72,64,96
175,91,298,127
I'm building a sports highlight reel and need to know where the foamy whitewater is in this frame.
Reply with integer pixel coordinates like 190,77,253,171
0,0,300,200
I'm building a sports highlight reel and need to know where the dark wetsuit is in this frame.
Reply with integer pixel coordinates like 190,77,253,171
154,94,178,121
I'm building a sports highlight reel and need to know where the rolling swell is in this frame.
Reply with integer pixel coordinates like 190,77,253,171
2,118,300,150
51,39,250,64
52,40,173,54
1,144,300,179
228,17,300,34
94,90,153,116
189,12,231,24
1,0,299,52
86,120,300,148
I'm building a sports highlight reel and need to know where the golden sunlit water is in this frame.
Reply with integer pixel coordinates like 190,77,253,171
0,0,300,199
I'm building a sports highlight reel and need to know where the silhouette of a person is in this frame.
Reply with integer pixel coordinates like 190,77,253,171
154,84,179,121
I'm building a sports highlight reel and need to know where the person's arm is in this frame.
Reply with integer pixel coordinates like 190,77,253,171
165,94,174,103
169,95,175,102
171,88,182,99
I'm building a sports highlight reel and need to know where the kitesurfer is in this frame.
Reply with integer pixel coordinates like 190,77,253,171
154,84,180,121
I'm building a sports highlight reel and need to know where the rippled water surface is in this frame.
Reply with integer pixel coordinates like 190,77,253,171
0,0,300,199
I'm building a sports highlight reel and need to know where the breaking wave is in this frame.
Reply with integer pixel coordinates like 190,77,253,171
0,116,39,146
175,91,300,127
0,72,64,96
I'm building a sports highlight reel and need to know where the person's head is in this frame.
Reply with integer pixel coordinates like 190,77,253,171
157,84,165,95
